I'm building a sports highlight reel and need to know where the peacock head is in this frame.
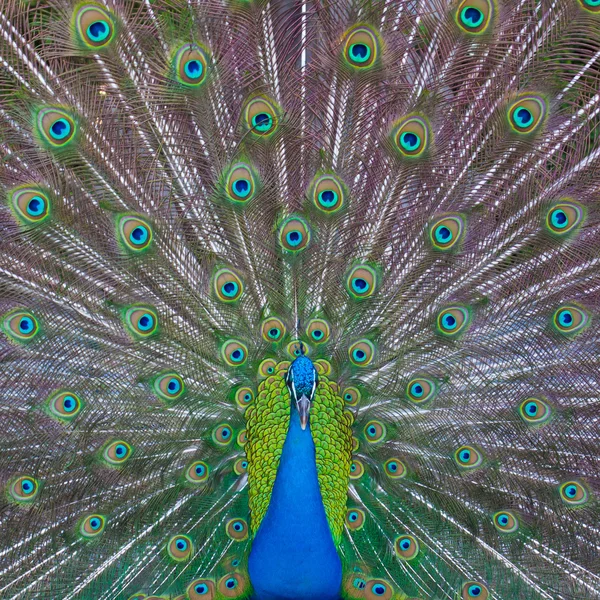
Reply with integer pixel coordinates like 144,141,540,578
285,343,318,431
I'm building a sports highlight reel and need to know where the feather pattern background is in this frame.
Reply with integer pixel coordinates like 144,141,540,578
0,0,599,598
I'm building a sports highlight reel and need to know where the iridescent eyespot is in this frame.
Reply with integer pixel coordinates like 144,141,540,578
429,215,465,251
384,458,406,479
218,573,245,597
225,163,257,203
365,579,394,600
123,306,158,338
349,459,364,479
306,319,330,343
546,200,584,236
287,340,310,358
394,535,419,560
48,391,83,420
74,5,115,48
213,424,234,446
173,44,209,87
346,265,377,299
364,420,386,443
342,26,380,69
314,359,332,376
261,317,286,342
80,514,106,538
9,476,40,503
188,579,215,600
36,107,76,148
127,594,147,600
103,440,132,465
234,458,248,475
493,510,519,533
226,518,248,541
117,215,153,253
186,460,209,483
392,116,429,158
456,0,493,34
244,97,279,137
2,310,40,343
461,581,489,599
279,216,310,252
236,430,247,447
153,372,185,401
454,445,483,469
168,534,193,561
518,397,552,426
349,340,374,366
311,174,346,213
345,508,365,530
343,387,361,406
406,377,436,404
214,268,244,302
10,187,51,225
580,0,600,12
508,96,547,134
437,306,470,337
221,340,248,366
552,305,588,336
235,386,254,409
259,358,278,378
559,481,589,506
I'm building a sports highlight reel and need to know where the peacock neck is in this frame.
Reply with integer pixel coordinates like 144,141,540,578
248,405,342,600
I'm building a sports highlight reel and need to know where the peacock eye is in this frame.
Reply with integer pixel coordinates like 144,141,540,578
245,97,279,137
36,108,76,148
9,475,40,503
10,187,51,224
279,216,310,252
186,460,210,483
437,306,470,337
168,534,193,561
364,420,386,444
394,535,420,560
218,573,244,596
103,440,132,465
307,319,330,343
221,340,248,366
456,0,493,34
48,391,83,420
123,306,158,338
493,510,518,533
546,200,584,236
346,265,377,299
349,459,364,479
213,424,234,446
343,387,361,406
406,377,436,404
234,458,248,475
261,317,286,342
173,44,209,87
429,215,465,251
214,268,244,302
2,310,40,343
559,481,589,506
258,358,278,378
286,339,310,358
552,305,588,336
74,5,115,48
117,216,153,252
226,163,257,202
580,0,600,11
365,579,394,599
508,96,547,134
342,26,380,69
349,340,375,366
461,581,489,599
345,508,365,530
392,116,429,158
384,457,406,479
80,514,106,538
454,445,483,469
153,372,185,401
226,518,248,541
235,386,254,409
187,579,215,600
312,175,345,213
518,397,552,426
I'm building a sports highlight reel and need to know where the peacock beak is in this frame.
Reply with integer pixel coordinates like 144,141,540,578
297,394,311,430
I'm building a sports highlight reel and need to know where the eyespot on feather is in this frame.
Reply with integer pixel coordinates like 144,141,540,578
167,534,193,561
311,174,346,213
349,458,365,479
287,340,310,358
213,424,234,446
508,96,547,134
103,440,132,465
364,420,386,444
214,268,244,302
392,116,430,158
552,305,589,336
346,265,377,299
342,26,380,69
384,458,406,479
187,579,216,600
225,163,257,202
2,310,40,343
48,391,83,420
518,397,552,426
436,306,471,337
545,200,584,236
580,0,600,12
80,514,106,538
364,579,394,600
559,481,590,506
173,44,209,87
306,319,330,343
454,445,483,469
226,518,248,541
235,386,254,409
343,386,361,406
9,476,40,503
218,573,246,597
455,0,494,34
153,372,185,401
221,340,248,366
461,581,489,599
406,377,436,404
9,186,51,225
234,458,248,475
429,215,465,251
348,340,375,366
261,317,286,343
117,215,153,253
244,97,279,137
186,461,209,483
493,510,519,533
74,4,116,48
35,107,77,148
345,508,365,531
279,216,310,252
123,306,158,338
258,358,278,378
394,535,420,560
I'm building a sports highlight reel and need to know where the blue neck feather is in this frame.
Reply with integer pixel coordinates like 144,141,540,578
248,408,342,600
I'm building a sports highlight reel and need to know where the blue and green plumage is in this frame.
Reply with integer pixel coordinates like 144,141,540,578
0,0,600,599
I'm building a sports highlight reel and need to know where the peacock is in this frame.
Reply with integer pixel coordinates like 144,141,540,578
1,0,600,598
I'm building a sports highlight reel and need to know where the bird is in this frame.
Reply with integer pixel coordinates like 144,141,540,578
0,0,599,599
